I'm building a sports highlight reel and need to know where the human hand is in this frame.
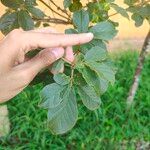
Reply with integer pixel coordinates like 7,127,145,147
0,28,93,103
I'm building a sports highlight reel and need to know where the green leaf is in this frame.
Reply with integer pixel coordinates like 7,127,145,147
73,9,89,33
85,62,115,85
63,0,71,8
77,84,101,110
53,73,70,85
89,21,117,41
84,46,107,62
99,78,109,94
124,0,137,6
25,0,37,6
77,66,100,95
47,87,78,134
26,6,45,19
1,0,23,8
77,66,109,95
51,59,64,74
80,39,107,54
18,10,34,30
131,13,144,27
138,5,150,18
40,83,64,109
65,28,78,34
111,3,129,19
0,12,19,35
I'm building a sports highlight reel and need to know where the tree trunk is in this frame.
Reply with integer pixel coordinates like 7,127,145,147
127,30,150,108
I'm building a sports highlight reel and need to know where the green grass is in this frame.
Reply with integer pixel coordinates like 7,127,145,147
0,51,150,149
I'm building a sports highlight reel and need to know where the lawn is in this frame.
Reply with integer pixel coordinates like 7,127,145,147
0,51,150,150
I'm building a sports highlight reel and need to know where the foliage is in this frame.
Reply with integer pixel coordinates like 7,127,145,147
0,51,150,149
0,0,149,134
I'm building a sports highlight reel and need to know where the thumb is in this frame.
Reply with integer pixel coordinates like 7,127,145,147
21,47,64,77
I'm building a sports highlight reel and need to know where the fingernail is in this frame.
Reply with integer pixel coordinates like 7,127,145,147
86,32,94,39
51,48,64,59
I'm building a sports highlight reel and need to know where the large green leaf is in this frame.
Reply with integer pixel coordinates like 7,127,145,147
73,9,89,33
89,21,117,41
26,6,45,19
85,62,115,85
18,10,34,30
40,83,64,109
47,87,78,134
77,85,101,110
53,73,70,85
0,12,19,34
77,66,109,95
1,0,23,8
84,46,107,62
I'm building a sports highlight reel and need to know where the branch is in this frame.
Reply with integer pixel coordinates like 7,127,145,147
38,0,70,21
33,17,72,25
48,0,71,18
127,30,150,108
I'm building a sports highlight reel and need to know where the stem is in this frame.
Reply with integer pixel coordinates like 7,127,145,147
127,30,150,108
70,66,74,87
38,0,70,21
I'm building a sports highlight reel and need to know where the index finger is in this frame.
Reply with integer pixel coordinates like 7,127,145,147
22,32,93,50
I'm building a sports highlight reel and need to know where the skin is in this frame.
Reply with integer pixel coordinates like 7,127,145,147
0,28,93,103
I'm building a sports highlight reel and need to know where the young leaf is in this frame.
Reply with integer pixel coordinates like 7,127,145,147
89,21,117,41
47,87,78,134
73,9,89,33
53,73,70,85
26,6,45,19
40,83,64,109
84,46,107,62
77,84,101,110
111,3,129,19
18,10,34,30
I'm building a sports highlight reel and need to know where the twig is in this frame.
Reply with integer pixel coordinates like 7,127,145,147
38,0,70,21
33,17,72,25
127,30,150,108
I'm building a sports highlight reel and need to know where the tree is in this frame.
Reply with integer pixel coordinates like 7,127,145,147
0,0,149,134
